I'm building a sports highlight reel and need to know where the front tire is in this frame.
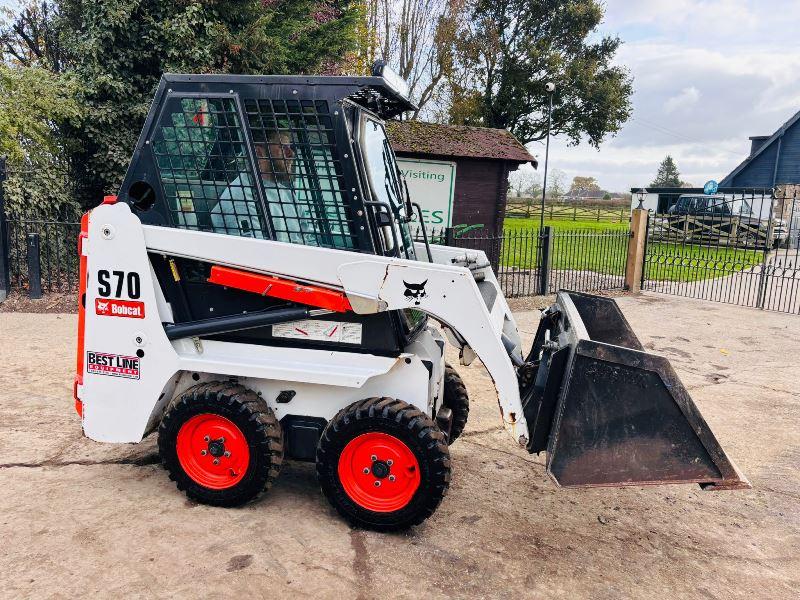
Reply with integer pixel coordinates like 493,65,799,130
317,397,451,531
158,382,283,507
442,364,470,444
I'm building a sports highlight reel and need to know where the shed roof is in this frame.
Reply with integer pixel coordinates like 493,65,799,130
386,121,537,166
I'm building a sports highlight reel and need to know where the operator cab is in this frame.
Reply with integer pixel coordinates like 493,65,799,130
117,64,427,355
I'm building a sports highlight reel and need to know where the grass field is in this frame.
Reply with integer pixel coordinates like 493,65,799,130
496,217,763,282
504,217,629,232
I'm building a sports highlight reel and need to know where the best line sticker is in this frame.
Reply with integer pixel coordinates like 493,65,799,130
86,351,141,380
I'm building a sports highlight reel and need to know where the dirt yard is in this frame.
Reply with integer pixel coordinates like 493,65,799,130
1,293,798,599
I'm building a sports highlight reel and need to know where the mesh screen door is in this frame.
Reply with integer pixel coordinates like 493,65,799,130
243,98,356,249
152,96,265,238
151,95,358,249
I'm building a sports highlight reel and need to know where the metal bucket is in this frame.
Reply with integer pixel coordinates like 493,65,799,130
523,291,750,490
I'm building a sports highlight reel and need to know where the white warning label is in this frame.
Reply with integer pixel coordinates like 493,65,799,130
272,320,362,344
272,319,361,344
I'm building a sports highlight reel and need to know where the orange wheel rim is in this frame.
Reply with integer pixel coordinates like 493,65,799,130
338,432,420,512
176,414,250,490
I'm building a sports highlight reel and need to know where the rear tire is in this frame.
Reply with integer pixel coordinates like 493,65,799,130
158,381,283,507
443,364,469,444
317,397,451,531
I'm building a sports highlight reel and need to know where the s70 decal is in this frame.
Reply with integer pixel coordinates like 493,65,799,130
98,270,141,299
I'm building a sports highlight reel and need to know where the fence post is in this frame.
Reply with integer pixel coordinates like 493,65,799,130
27,233,42,299
539,226,552,295
624,208,648,292
0,157,9,302
444,227,455,247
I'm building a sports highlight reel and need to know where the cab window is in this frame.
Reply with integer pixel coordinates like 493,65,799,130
151,95,358,249
243,98,356,249
152,97,266,238
360,116,414,255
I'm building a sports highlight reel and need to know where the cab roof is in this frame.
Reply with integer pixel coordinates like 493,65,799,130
160,73,418,119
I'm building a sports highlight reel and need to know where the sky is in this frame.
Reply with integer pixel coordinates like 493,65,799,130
3,0,800,193
523,0,800,193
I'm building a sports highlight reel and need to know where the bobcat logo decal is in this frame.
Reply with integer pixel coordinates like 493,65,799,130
96,301,109,314
403,280,428,305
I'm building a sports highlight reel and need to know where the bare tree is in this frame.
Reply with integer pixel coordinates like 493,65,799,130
1,1,65,72
363,0,463,118
547,169,566,201
508,168,541,198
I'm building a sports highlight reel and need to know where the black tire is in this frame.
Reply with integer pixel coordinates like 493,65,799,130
158,381,283,507
317,397,451,531
442,364,469,444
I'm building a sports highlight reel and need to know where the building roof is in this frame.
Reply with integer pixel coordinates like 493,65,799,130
386,121,537,166
721,108,800,187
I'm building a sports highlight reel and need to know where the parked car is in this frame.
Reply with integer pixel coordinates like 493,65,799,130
665,194,788,249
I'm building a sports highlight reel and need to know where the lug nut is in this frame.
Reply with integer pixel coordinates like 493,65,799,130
200,450,207,456
219,437,225,443
363,467,370,474
389,475,396,482
386,459,393,466
204,436,210,442
374,481,381,487
224,451,231,458
371,455,377,462
213,458,220,465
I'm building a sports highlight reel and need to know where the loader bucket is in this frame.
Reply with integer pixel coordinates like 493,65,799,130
522,291,749,490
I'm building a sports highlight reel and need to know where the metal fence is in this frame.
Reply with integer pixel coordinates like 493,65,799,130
419,226,631,298
642,188,800,314
5,220,81,294
0,159,82,298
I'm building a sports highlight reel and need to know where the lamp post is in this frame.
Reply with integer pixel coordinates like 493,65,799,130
635,188,647,210
539,82,555,231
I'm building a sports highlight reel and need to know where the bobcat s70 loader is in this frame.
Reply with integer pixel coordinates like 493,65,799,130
74,65,748,530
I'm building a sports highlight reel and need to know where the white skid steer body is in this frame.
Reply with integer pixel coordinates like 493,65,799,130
77,202,527,444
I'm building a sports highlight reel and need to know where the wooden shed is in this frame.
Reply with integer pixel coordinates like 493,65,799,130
387,121,536,234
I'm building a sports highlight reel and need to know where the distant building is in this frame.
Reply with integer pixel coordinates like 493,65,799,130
634,109,800,218
721,109,800,188
387,121,536,234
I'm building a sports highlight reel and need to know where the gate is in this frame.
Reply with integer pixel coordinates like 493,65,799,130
642,188,800,313
420,226,631,298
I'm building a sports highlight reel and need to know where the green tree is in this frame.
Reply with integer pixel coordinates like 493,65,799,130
0,64,82,217
443,0,632,146
650,155,684,187
48,0,363,205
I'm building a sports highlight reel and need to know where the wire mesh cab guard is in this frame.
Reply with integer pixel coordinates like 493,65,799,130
524,291,750,490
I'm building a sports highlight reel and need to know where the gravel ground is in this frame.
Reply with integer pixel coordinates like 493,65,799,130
1,292,798,599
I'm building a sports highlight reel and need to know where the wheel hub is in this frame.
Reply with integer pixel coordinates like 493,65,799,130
370,460,390,479
208,439,225,457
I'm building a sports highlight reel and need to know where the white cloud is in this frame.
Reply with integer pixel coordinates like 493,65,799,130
533,0,800,192
664,86,700,113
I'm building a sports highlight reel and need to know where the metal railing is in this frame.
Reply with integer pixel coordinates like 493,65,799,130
416,225,631,298
642,188,800,314
5,219,81,296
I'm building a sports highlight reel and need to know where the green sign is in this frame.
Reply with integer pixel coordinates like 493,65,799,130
397,158,456,227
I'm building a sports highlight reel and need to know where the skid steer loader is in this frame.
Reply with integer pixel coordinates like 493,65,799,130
74,65,748,530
